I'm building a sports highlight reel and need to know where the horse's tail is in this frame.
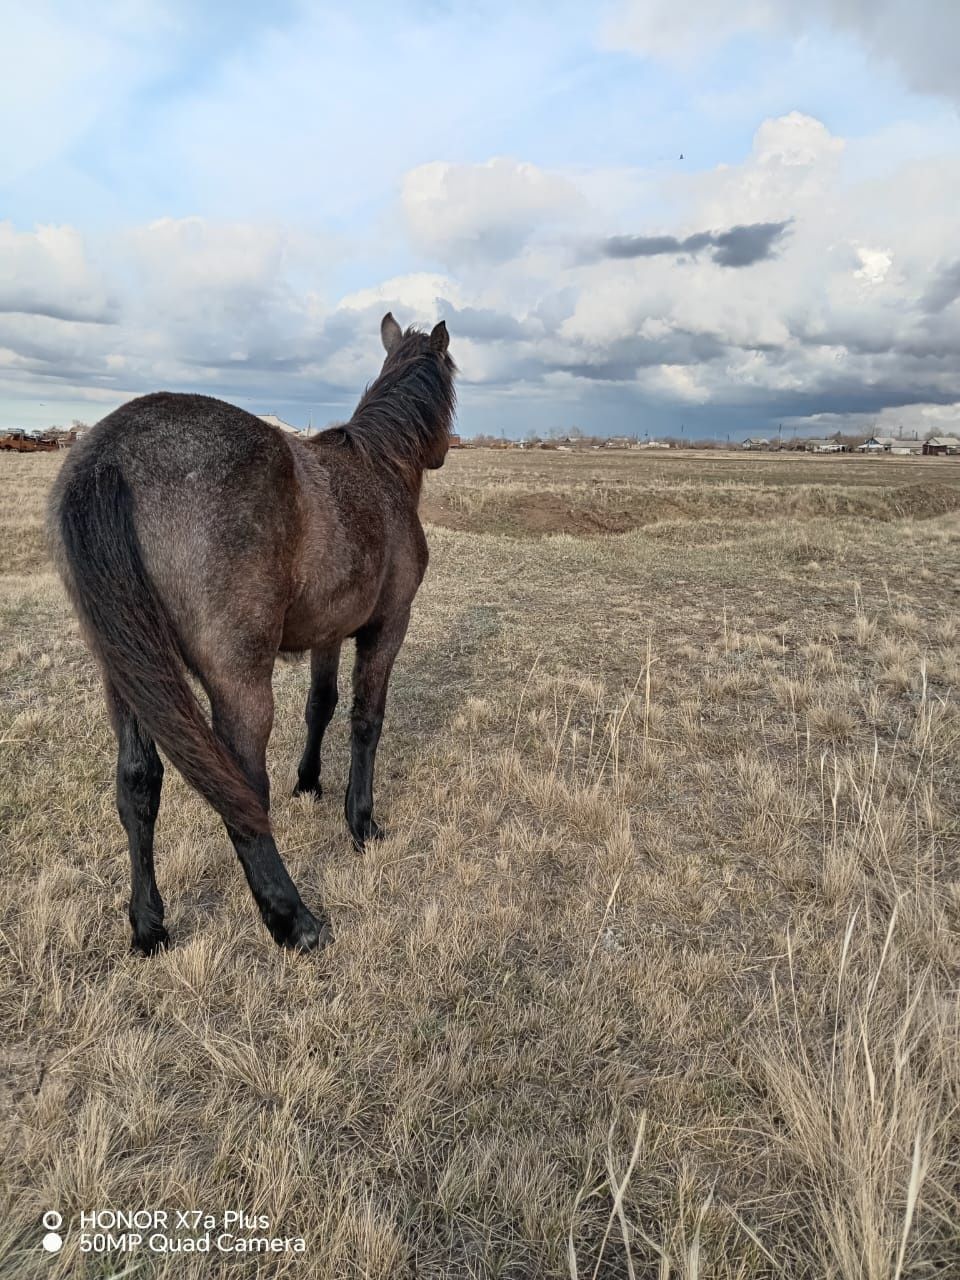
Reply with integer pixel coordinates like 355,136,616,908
55,460,271,836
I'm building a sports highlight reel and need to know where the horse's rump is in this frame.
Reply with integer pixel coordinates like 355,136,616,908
50,417,277,835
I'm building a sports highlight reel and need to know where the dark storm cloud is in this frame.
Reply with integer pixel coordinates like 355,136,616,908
547,328,729,383
920,261,960,313
600,220,791,268
180,351,311,373
793,316,960,362
558,360,647,382
795,327,894,356
0,318,116,382
436,300,526,342
742,380,960,420
0,297,117,324
710,222,791,267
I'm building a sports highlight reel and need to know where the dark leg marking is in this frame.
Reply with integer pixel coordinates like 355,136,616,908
114,693,168,955
345,614,409,851
293,645,340,799
212,676,332,951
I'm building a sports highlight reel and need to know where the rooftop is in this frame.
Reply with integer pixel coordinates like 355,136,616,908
258,413,299,434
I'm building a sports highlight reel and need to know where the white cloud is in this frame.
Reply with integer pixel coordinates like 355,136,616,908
5,108,960,436
751,112,845,170
0,216,343,413
605,1,960,106
381,111,960,427
338,273,466,319
121,217,328,368
854,247,893,285
0,222,114,322
602,1,775,64
401,158,583,266
643,364,710,402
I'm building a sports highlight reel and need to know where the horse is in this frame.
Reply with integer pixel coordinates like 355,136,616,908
49,313,457,955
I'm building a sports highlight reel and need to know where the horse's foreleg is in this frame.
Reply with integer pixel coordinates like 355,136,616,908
346,612,409,851
211,675,332,952
111,688,167,955
293,644,340,799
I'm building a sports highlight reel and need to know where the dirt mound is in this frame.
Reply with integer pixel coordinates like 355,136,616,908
420,491,688,537
421,482,960,539
500,493,647,536
884,483,960,520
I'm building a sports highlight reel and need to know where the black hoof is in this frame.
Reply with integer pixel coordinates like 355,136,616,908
131,925,170,956
292,779,322,801
291,915,334,953
269,903,333,953
350,817,384,852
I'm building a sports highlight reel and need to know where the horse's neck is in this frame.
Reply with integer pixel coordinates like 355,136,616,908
386,458,425,505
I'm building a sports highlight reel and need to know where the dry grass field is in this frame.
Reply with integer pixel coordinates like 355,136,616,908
2,446,959,1278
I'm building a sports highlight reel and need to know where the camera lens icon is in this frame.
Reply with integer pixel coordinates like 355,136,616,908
41,1214,64,1253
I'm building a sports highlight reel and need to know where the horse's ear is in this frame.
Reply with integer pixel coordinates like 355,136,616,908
430,320,449,355
381,312,402,354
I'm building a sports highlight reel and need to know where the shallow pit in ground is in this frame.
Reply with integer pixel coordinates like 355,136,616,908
420,482,960,538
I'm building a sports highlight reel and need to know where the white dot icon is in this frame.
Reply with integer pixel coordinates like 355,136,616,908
42,1232,63,1253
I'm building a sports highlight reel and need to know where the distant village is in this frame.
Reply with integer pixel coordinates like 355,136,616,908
2,417,958,457
463,430,960,456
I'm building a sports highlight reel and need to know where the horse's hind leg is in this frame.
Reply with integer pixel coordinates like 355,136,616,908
111,689,167,955
210,674,332,951
345,612,410,851
293,644,340,799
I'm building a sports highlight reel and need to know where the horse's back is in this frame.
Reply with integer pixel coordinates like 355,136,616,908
64,392,284,478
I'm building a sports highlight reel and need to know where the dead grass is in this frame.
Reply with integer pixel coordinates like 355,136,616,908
1,448,958,1278
421,450,960,540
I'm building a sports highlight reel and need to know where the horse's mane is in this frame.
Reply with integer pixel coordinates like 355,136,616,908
343,327,457,483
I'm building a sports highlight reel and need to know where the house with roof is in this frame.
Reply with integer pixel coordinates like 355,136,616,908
922,436,960,456
858,435,922,454
741,437,770,450
888,439,923,455
804,437,843,453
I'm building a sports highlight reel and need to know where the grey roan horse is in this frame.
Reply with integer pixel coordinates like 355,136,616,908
50,314,457,954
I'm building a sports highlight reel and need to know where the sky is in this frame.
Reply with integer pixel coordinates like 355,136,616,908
3,1,960,440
